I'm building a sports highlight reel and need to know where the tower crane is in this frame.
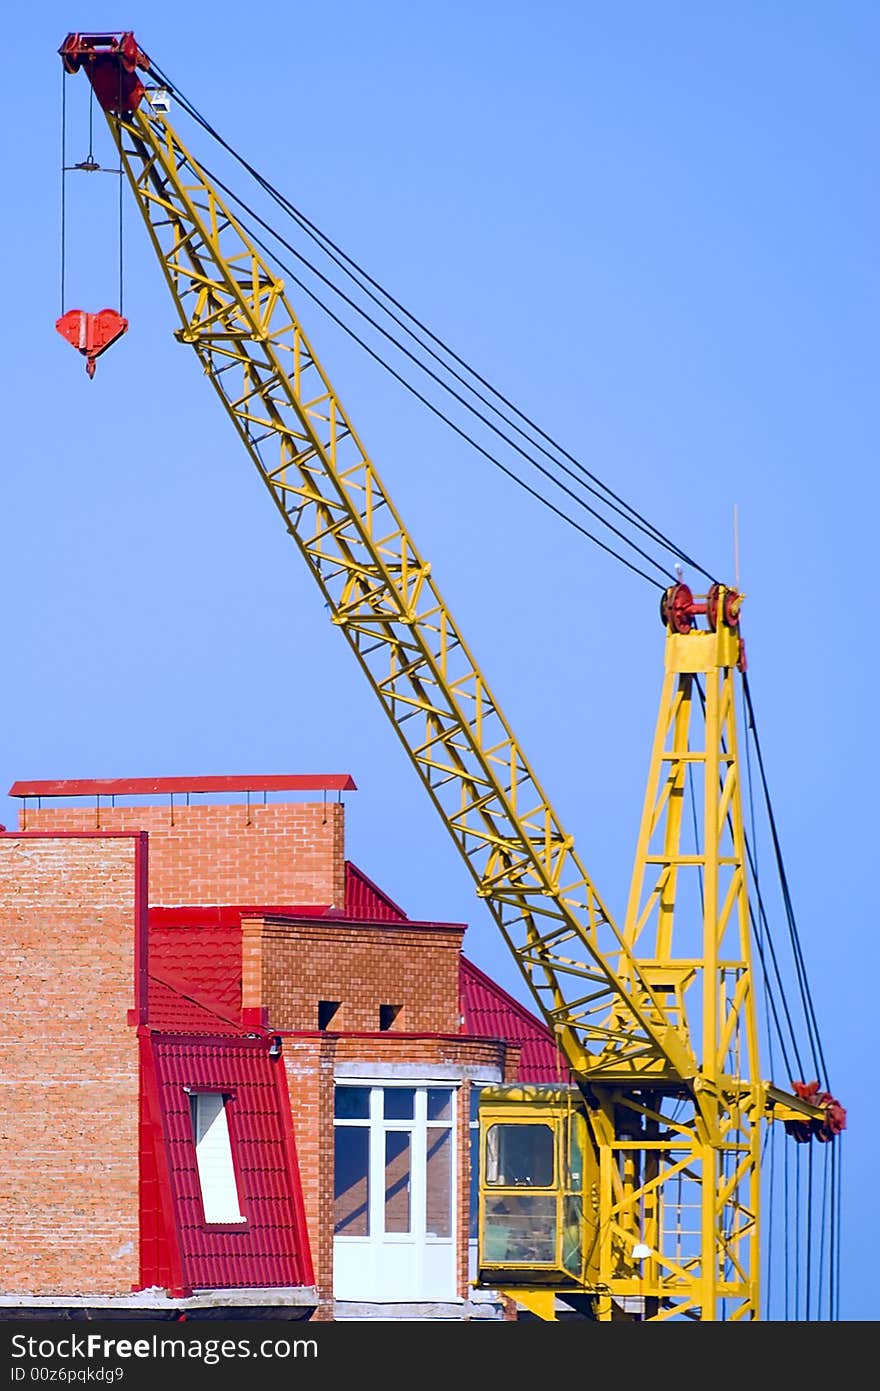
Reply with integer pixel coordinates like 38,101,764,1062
57,31,844,1321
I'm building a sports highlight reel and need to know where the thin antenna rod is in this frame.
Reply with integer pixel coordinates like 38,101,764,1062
733,503,740,587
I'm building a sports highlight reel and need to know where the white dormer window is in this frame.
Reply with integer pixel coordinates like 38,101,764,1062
188,1092,247,1225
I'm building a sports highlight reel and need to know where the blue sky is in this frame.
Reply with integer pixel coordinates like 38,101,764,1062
2,3,876,1320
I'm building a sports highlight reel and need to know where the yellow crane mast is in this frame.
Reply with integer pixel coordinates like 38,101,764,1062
58,31,841,1321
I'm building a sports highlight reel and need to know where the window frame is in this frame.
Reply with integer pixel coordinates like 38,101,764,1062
185,1086,250,1230
332,1081,458,1245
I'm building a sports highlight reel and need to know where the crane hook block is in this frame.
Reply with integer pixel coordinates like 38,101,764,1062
55,309,128,379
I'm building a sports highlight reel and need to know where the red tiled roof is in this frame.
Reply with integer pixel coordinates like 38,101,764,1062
149,918,243,1015
144,1035,313,1290
460,955,569,1084
344,861,408,920
148,973,244,1035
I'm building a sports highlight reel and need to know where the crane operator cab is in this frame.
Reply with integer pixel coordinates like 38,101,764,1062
476,1084,599,1299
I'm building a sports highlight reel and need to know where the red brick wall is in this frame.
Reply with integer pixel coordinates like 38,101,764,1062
243,918,464,1034
22,802,345,909
0,834,142,1295
282,1036,337,1315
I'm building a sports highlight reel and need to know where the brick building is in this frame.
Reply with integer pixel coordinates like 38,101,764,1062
0,775,563,1321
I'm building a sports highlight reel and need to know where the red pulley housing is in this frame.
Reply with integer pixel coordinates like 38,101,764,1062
59,32,151,114
784,1080,847,1144
660,582,696,634
707,582,742,632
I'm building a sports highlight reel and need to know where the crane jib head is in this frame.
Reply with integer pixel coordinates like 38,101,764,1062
59,32,151,115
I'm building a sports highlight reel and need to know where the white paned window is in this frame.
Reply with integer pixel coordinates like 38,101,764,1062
333,1082,457,1302
189,1092,246,1224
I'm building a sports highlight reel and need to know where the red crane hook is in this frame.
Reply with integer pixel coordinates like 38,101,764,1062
56,308,128,378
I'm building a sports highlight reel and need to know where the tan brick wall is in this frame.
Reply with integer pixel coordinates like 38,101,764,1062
0,834,142,1295
245,918,464,1034
22,802,346,909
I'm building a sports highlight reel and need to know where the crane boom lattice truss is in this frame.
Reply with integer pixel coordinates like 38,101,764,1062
109,101,677,1081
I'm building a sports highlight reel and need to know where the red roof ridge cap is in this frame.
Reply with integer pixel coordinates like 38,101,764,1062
148,904,331,925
